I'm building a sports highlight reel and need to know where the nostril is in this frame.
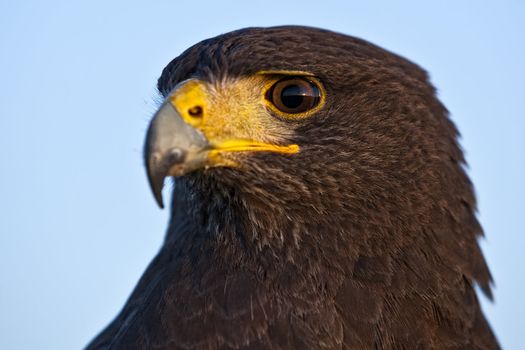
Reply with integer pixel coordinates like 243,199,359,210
188,105,203,118
167,148,186,164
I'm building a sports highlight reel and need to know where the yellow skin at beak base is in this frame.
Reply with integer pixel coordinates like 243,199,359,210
167,77,301,166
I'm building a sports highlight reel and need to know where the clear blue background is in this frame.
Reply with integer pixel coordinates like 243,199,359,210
1,1,523,349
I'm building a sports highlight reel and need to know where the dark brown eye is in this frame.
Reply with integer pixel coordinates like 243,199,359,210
266,77,322,114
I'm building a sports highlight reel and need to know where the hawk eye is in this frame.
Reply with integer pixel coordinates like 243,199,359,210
266,77,321,115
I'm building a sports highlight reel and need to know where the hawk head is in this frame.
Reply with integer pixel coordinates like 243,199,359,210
144,26,492,296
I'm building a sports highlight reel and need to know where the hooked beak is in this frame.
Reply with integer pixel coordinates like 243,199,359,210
144,98,210,209
144,78,301,209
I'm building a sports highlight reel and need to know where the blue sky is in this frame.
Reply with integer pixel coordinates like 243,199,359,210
0,1,523,349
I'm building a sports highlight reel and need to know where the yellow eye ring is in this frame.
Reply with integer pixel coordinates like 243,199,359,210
264,76,326,119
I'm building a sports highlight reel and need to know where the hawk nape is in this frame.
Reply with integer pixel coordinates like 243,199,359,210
86,26,499,349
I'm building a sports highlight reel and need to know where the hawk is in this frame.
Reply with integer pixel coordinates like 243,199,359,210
86,26,499,349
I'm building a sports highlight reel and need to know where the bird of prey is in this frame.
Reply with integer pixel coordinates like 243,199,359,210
86,26,499,349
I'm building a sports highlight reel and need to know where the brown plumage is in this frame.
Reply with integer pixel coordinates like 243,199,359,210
86,26,499,349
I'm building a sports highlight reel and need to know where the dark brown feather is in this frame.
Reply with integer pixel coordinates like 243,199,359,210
86,26,499,349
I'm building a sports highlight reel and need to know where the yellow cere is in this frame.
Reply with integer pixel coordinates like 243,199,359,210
166,72,323,164
169,79,209,128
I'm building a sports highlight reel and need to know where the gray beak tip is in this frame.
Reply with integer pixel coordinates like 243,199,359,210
143,92,210,209
155,194,165,210
146,153,166,209
149,176,165,209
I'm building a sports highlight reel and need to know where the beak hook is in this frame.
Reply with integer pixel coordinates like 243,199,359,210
144,97,209,209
